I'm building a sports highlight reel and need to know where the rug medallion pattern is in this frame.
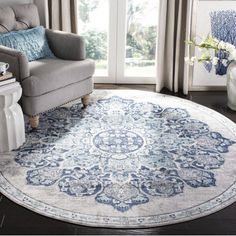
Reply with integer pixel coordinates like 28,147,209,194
13,96,236,213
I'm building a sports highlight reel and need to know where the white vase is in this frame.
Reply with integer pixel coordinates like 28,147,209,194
227,61,236,111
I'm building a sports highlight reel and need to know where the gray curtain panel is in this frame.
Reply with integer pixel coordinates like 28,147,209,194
156,0,192,95
48,0,78,33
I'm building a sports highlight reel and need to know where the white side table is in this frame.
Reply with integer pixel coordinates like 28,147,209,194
0,82,25,153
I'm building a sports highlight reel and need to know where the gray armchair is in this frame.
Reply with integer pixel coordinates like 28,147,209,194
0,3,95,128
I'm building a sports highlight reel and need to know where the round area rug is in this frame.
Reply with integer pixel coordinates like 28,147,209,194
0,90,236,228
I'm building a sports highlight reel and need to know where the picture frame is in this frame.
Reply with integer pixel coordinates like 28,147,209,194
185,0,236,91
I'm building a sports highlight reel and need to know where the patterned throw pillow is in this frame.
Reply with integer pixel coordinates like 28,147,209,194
0,26,55,62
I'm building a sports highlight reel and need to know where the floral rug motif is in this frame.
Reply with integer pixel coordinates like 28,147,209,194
0,90,236,227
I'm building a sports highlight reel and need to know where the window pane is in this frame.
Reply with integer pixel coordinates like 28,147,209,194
77,0,109,76
125,0,158,77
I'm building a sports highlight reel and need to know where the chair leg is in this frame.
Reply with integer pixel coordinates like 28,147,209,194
82,94,90,108
29,115,39,129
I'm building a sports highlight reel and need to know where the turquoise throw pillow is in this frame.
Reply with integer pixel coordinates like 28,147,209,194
0,26,55,62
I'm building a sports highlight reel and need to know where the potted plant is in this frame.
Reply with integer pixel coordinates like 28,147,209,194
185,35,236,111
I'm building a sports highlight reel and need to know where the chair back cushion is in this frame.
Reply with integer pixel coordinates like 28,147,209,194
0,4,40,33
0,26,55,62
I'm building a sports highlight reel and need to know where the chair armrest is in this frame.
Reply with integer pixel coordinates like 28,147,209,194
0,46,29,82
46,29,86,61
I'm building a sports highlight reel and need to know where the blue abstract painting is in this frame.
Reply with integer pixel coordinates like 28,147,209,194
209,10,236,75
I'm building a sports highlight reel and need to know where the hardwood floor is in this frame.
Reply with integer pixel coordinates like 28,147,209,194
0,84,236,235
94,83,157,92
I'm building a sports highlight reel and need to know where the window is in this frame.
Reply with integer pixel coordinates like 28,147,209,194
77,0,159,84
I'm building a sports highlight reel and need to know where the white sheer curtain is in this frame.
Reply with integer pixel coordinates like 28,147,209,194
156,0,193,95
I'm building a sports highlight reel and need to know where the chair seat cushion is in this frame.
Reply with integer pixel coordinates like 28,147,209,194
22,58,95,97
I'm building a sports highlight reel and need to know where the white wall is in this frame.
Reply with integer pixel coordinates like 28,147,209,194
34,0,48,27
0,0,33,7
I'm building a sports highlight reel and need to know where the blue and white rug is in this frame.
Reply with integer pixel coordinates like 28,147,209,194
0,90,236,228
